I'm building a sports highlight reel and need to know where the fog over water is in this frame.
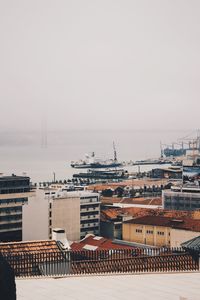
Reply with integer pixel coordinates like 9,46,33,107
0,1,200,132
0,129,194,182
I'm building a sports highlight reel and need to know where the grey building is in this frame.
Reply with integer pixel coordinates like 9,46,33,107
0,175,33,242
162,185,200,211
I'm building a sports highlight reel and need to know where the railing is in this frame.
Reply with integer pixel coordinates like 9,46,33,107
0,247,199,278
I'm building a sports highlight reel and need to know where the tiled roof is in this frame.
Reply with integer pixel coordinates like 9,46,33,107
86,179,169,191
101,197,162,205
124,216,200,232
0,240,60,254
70,235,133,251
101,207,199,222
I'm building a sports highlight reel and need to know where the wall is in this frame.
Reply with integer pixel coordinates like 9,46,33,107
170,229,200,247
23,189,49,241
122,223,170,247
52,197,80,241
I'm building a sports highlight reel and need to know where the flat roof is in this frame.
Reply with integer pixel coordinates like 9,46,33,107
16,273,200,300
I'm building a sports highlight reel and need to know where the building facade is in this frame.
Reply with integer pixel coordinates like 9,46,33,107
122,216,200,247
162,185,200,211
0,175,34,242
49,191,100,241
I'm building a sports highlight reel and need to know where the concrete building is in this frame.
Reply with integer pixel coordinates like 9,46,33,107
0,175,34,242
122,215,200,247
162,184,200,210
22,185,86,242
49,191,100,241
22,188,50,241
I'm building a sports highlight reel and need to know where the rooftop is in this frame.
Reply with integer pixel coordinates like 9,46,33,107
124,216,200,232
0,240,60,254
181,235,200,251
54,190,99,199
86,179,169,191
70,234,133,251
16,273,200,300
101,207,200,222
101,196,162,205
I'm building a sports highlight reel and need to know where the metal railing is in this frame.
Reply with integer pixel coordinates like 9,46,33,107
0,247,199,278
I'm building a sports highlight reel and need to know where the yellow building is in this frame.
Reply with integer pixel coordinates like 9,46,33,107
122,216,200,247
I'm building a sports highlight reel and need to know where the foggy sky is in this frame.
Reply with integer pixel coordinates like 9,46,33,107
0,0,200,131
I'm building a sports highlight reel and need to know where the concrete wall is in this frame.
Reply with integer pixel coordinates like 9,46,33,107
122,223,170,247
52,197,80,242
23,189,49,241
170,229,200,247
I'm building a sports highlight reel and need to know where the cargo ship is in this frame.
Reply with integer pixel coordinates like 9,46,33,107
71,143,122,169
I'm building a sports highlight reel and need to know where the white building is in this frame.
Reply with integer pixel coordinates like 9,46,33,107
49,191,100,241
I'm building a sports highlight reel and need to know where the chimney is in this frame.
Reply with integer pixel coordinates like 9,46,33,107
52,228,70,250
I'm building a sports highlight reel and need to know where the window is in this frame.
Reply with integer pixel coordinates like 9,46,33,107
146,230,153,234
157,231,164,236
136,229,142,233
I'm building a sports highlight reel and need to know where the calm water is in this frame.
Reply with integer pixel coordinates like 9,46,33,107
0,130,192,182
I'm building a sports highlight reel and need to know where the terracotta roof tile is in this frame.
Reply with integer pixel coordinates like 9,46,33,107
0,240,60,254
101,207,199,222
124,216,200,232
71,235,133,251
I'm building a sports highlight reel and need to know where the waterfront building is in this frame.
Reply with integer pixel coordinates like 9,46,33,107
122,215,200,247
49,191,100,241
0,175,34,242
162,184,200,210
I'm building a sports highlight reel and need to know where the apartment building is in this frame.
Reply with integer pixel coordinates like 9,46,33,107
122,215,200,247
49,191,100,241
162,184,200,211
0,175,34,242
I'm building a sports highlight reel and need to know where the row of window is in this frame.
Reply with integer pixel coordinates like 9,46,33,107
135,229,166,236
0,198,28,205
157,231,165,236
0,180,29,187
0,188,30,194
0,215,22,222
80,205,99,210
81,219,99,224
146,230,153,234
0,206,22,214
80,196,98,200
80,226,99,232
80,211,99,216
0,222,22,230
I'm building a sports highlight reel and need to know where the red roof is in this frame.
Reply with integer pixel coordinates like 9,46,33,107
124,216,200,232
71,235,134,251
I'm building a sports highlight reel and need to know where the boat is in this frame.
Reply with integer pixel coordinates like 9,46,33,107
132,158,171,166
73,168,128,180
71,143,122,169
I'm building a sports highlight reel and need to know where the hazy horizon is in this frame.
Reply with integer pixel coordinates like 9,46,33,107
1,0,200,131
